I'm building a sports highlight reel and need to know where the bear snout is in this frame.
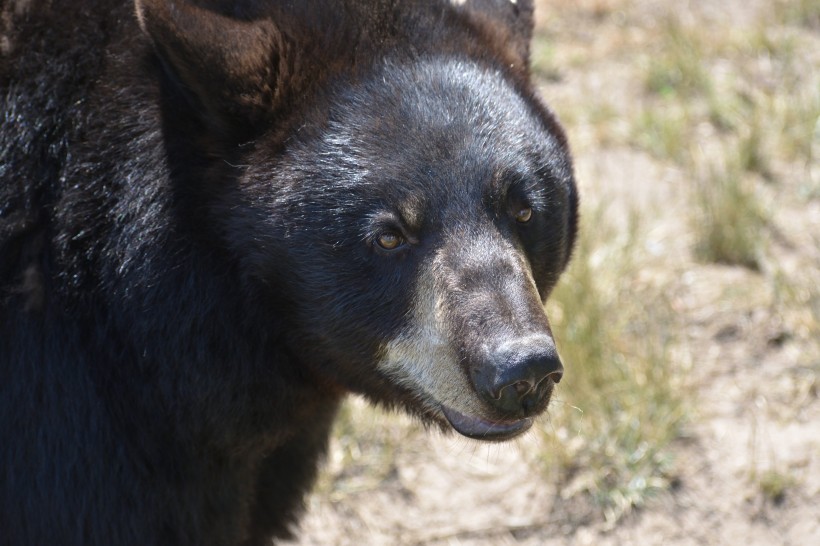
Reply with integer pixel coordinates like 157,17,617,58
471,335,563,418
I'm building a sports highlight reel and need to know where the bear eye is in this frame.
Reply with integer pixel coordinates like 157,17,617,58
375,231,404,251
514,206,533,224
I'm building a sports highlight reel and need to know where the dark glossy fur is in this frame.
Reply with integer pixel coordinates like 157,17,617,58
0,1,577,544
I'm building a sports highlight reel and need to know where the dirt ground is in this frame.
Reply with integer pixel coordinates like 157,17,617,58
288,1,820,544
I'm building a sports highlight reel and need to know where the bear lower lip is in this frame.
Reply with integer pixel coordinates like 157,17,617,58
441,406,533,442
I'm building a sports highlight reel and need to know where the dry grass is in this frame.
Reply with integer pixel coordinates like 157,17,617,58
532,0,820,528
692,157,767,270
541,206,686,524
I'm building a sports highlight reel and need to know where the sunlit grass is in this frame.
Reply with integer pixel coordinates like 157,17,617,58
692,156,768,270
630,12,815,274
772,0,820,29
644,16,711,99
757,469,796,505
631,17,712,164
632,102,691,163
772,89,820,167
541,207,687,524
531,33,562,83
314,398,418,501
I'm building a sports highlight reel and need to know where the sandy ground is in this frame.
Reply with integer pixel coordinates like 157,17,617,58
288,1,820,544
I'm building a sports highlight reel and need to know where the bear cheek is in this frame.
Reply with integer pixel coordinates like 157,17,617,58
280,246,416,374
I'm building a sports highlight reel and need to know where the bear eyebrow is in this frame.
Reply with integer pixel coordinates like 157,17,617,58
491,169,548,209
366,209,421,244
396,200,424,232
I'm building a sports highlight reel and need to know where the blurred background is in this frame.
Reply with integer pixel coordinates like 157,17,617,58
290,1,820,544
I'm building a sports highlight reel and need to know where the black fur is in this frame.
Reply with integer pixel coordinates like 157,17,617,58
0,1,577,544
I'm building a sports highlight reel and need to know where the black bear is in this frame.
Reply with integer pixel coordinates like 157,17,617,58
0,0,578,544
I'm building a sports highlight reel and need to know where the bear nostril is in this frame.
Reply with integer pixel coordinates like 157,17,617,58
543,368,563,385
512,380,532,397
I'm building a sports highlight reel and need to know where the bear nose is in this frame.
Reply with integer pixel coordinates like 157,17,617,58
473,336,563,416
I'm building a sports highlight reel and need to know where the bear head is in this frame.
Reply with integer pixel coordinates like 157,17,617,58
136,0,578,441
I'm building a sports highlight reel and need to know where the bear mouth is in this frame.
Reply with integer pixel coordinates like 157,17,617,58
441,405,533,442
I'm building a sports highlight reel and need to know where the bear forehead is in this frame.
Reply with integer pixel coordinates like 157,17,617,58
339,58,548,144
295,58,562,191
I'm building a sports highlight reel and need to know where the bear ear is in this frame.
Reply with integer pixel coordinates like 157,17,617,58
135,0,287,132
452,0,535,68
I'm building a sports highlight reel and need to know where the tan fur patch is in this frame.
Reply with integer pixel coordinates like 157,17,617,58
377,257,485,417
